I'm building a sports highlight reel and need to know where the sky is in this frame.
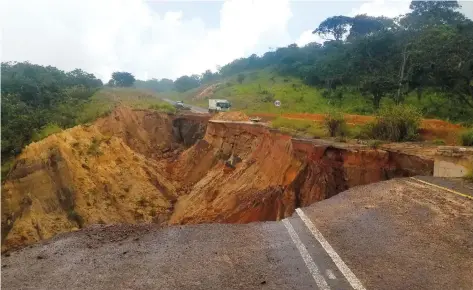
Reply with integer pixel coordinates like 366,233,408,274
1,0,472,81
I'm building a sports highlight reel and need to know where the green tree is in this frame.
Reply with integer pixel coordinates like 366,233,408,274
174,75,201,92
237,73,245,84
111,71,135,87
313,16,352,41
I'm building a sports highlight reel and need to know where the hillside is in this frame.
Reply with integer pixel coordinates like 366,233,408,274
136,2,473,125
164,68,473,124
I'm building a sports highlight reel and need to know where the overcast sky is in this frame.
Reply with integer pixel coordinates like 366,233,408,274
2,0,472,81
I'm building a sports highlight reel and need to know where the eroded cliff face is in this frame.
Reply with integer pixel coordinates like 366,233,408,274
1,107,207,251
1,108,434,251
168,122,411,225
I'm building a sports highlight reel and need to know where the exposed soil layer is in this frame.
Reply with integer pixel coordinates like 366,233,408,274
1,107,438,251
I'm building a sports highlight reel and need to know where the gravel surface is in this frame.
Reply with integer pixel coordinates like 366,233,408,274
303,178,473,290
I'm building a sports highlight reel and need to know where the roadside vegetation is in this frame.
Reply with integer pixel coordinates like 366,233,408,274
365,104,422,142
1,63,171,179
460,129,473,146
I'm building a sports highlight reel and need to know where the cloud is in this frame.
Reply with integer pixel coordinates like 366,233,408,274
296,29,325,46
1,0,292,81
350,0,411,18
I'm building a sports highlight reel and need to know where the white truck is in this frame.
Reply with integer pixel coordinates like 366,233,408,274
208,99,231,113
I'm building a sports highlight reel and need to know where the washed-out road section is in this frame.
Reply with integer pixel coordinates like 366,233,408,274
2,177,472,290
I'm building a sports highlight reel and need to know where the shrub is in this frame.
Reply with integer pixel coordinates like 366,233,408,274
432,139,446,145
67,209,84,228
368,140,383,149
87,137,103,156
31,123,62,142
460,129,473,146
323,111,346,137
464,169,473,182
368,104,421,142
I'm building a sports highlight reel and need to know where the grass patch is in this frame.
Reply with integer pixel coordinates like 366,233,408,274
271,117,326,138
367,140,383,149
31,123,62,142
432,139,446,145
87,137,103,156
1,158,15,181
148,103,176,114
460,129,473,146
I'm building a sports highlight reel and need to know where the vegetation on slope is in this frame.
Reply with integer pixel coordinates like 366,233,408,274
137,1,473,123
1,63,172,178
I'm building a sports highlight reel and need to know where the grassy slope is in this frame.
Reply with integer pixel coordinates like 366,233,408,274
167,69,376,115
77,87,175,124
166,69,473,125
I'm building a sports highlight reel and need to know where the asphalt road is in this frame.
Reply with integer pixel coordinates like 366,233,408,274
2,177,472,290
163,98,208,114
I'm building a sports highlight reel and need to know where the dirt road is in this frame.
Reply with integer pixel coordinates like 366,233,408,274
2,178,472,290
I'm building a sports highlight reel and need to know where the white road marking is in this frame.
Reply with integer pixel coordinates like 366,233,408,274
326,269,336,280
296,208,367,290
282,219,330,290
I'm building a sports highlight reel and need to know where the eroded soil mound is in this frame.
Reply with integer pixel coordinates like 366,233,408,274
1,106,436,251
1,107,209,251
211,111,249,121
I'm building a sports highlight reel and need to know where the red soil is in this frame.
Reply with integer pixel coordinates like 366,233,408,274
249,112,463,145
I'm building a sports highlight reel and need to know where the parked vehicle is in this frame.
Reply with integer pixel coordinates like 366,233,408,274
208,99,231,113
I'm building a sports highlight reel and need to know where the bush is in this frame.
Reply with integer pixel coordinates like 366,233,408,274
464,169,473,182
31,123,63,142
368,140,383,149
323,111,346,137
432,139,446,145
87,137,103,156
67,209,84,228
368,104,421,142
460,129,473,146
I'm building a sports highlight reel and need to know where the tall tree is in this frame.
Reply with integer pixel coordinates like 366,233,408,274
174,75,201,92
313,16,352,41
401,0,466,29
111,72,135,87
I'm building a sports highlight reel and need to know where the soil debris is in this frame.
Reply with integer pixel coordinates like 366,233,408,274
211,111,249,121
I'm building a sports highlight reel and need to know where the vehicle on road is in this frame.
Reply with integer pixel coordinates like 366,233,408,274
174,100,190,111
208,99,231,113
